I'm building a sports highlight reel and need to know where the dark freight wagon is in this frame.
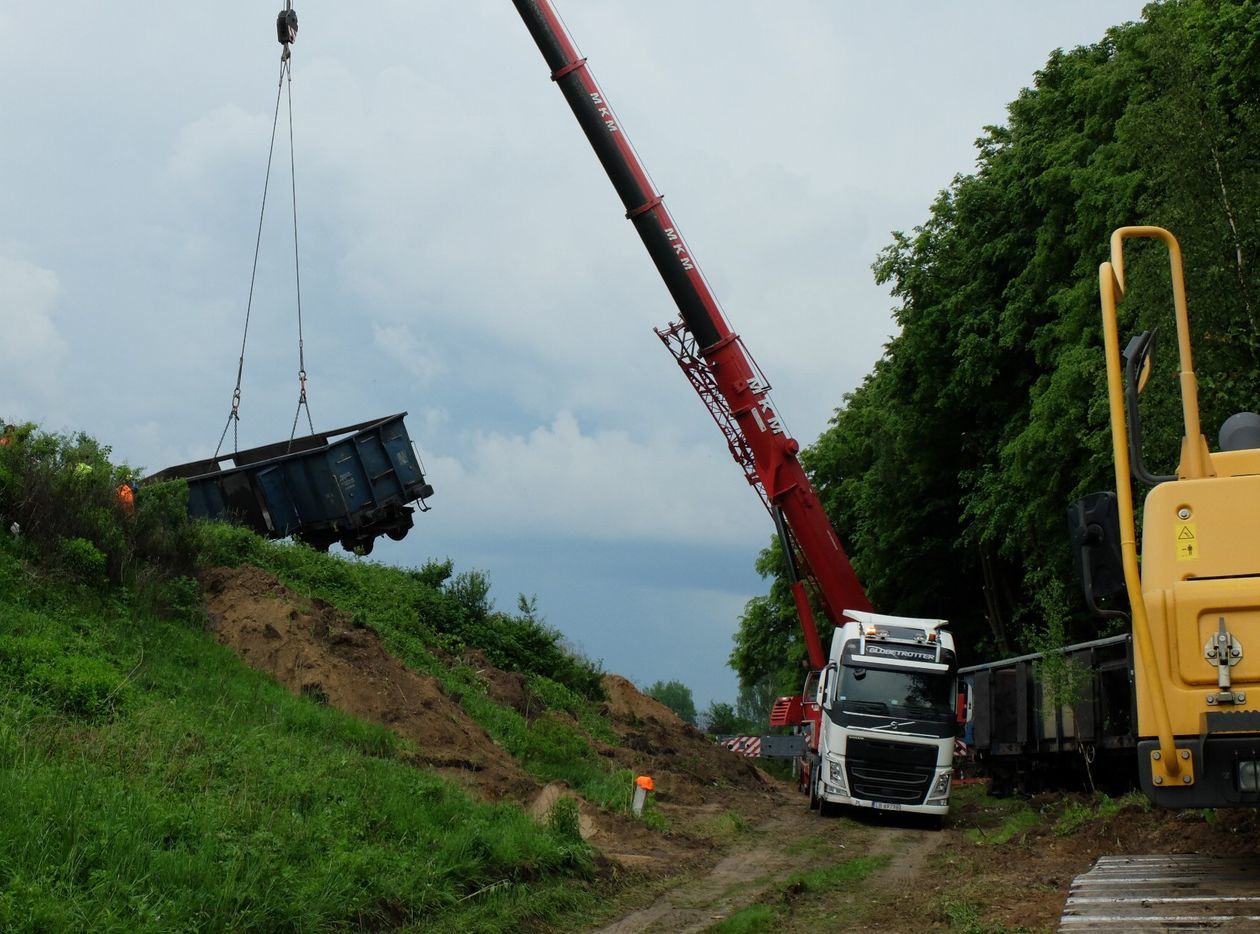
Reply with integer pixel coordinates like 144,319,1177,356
151,413,434,555
960,634,1137,795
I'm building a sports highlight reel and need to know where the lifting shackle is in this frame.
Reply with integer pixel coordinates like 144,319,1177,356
276,2,298,49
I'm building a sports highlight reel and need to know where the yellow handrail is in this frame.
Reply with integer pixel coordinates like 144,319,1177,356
1099,225,1198,781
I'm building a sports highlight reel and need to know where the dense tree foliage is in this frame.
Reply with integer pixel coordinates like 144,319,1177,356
733,0,1260,691
644,679,698,725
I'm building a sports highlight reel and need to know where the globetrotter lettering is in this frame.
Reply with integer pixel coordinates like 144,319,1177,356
864,643,936,662
588,92,619,133
662,227,696,271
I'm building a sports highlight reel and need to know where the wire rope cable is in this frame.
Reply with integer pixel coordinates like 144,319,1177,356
214,58,290,458
214,5,310,458
284,59,315,447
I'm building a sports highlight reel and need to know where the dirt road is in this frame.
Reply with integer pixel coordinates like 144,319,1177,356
594,796,948,933
589,782,1260,933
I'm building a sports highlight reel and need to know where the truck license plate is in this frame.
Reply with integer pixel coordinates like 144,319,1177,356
872,801,902,811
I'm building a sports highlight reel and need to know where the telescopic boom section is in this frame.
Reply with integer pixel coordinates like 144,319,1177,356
512,0,870,668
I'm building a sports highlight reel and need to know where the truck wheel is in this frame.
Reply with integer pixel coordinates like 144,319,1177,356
818,797,839,818
808,774,820,811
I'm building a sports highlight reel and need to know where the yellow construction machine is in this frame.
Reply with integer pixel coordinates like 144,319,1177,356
1073,226,1260,807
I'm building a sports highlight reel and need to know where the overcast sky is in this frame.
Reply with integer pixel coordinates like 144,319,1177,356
1,1,1149,711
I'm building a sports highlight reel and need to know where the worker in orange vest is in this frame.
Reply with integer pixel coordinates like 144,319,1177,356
0,423,12,446
116,474,138,515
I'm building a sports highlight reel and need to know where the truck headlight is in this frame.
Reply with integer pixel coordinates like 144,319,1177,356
828,760,847,794
926,769,952,802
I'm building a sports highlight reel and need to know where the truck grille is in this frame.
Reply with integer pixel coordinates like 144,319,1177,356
846,737,937,804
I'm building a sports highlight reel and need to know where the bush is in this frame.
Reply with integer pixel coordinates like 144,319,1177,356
57,536,107,584
430,575,606,701
547,797,582,843
0,425,197,588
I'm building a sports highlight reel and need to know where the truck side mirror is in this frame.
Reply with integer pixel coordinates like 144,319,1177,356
818,663,837,706
1067,492,1129,620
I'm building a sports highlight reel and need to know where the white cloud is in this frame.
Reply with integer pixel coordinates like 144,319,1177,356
165,104,273,187
420,412,764,547
0,256,67,414
372,322,444,386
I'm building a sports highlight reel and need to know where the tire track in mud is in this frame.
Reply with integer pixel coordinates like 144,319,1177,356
593,804,946,934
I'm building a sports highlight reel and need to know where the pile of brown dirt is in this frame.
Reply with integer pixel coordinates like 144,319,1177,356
599,675,773,805
197,565,785,878
455,648,534,719
199,566,537,802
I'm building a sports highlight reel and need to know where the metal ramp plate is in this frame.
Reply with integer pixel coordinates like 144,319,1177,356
1061,854,1260,931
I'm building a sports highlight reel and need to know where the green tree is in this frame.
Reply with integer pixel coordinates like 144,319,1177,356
736,677,780,728
730,542,813,698
644,679,697,725
733,0,1260,682
700,701,748,736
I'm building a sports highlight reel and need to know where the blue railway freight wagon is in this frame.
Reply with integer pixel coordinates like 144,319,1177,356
150,413,434,555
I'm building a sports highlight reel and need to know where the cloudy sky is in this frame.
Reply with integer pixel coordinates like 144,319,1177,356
1,1,1149,710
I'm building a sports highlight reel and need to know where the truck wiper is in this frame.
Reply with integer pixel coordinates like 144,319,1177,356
847,700,888,714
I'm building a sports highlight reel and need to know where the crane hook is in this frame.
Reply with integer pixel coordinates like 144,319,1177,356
276,2,298,58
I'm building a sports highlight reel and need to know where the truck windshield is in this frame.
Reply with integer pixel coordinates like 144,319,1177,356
838,665,955,722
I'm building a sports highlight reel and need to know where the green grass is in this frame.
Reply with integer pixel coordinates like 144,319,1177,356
940,896,1031,933
966,807,1041,845
711,854,890,933
702,810,752,841
783,854,889,892
0,424,678,929
194,522,644,814
713,903,778,933
1054,790,1152,836
0,540,601,931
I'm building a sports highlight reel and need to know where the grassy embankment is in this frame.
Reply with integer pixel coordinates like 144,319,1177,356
0,425,648,930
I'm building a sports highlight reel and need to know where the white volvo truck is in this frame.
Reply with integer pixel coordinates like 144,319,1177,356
811,611,958,823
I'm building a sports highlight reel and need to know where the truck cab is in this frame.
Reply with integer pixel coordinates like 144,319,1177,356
813,611,957,818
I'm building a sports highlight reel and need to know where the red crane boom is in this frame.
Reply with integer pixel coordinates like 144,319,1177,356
510,1,871,669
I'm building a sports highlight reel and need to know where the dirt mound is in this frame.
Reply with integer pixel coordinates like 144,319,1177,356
599,675,772,805
199,566,537,802
603,675,683,723
456,649,534,718
197,566,786,878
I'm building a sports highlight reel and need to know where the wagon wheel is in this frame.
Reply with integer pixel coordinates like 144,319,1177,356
341,536,374,556
297,531,335,553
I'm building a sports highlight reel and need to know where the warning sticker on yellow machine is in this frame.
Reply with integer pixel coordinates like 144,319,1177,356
1176,523,1198,561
